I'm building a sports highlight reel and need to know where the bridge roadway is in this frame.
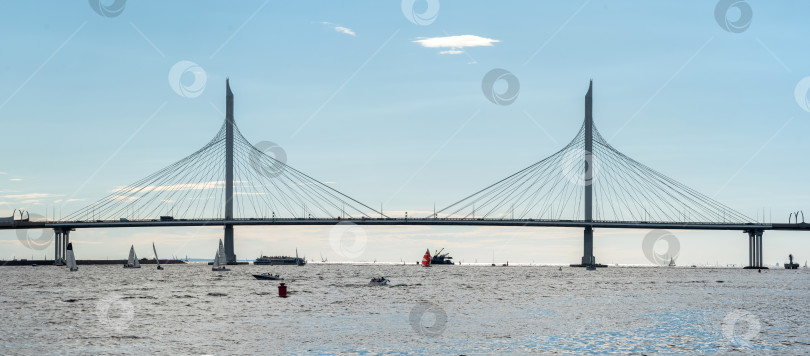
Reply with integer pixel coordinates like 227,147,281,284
2,218,809,231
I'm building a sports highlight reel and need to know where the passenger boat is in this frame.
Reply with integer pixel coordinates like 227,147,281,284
254,249,306,266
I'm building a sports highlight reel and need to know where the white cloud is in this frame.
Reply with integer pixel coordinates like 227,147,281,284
334,26,356,36
111,181,225,193
9,178,22,181
3,193,61,200
413,35,499,54
319,21,356,37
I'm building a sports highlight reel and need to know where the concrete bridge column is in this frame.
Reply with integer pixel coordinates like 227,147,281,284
64,230,70,262
756,230,763,268
53,229,61,265
748,232,753,267
582,227,594,265
744,229,766,269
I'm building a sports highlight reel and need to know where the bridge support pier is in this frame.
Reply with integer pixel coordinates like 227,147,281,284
53,228,71,265
224,224,236,264
570,227,606,267
54,229,62,265
582,227,594,265
743,229,766,269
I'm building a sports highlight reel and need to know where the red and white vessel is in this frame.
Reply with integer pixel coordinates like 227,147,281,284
421,249,431,267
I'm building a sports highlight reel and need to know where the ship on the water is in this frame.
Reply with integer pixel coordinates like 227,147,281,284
430,248,454,265
254,256,307,265
254,249,306,266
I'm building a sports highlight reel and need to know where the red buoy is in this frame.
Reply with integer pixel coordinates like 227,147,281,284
278,282,288,298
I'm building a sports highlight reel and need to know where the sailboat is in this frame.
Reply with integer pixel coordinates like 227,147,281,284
153,242,164,270
212,239,230,272
295,248,306,266
124,245,141,268
668,257,676,267
421,249,431,267
66,243,78,272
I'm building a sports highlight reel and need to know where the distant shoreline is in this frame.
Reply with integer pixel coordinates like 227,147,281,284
0,259,187,266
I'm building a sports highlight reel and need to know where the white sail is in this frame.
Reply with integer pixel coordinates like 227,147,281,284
212,250,221,268
152,242,161,267
66,243,78,271
133,250,140,268
127,245,136,266
217,239,228,266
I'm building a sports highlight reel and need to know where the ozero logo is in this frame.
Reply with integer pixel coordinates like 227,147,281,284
401,0,440,26
409,301,448,337
329,222,367,259
721,309,761,346
714,0,752,33
250,141,287,179
96,294,135,333
89,0,126,18
560,148,599,187
794,77,810,112
481,68,520,106
15,213,50,251
168,61,207,98
642,230,680,266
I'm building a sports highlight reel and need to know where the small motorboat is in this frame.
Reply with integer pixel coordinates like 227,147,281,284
368,277,389,286
252,273,283,280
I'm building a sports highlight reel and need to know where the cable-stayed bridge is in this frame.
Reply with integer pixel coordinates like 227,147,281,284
3,80,808,268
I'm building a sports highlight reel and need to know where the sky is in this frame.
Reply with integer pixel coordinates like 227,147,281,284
1,0,809,266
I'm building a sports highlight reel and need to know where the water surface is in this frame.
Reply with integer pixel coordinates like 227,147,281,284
1,264,809,354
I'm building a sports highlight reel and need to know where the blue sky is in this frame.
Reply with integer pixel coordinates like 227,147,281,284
1,1,809,266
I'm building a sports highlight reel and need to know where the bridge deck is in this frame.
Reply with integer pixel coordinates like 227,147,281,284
3,218,806,231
